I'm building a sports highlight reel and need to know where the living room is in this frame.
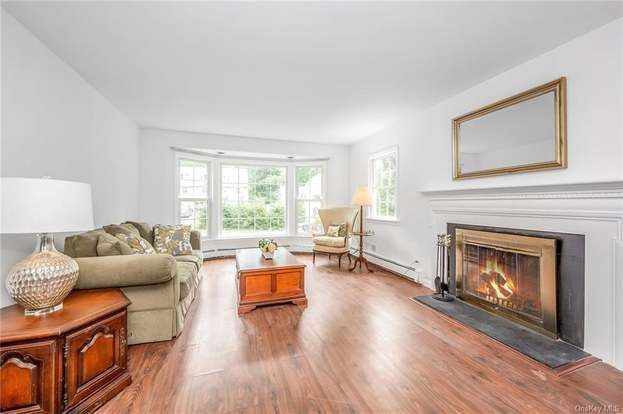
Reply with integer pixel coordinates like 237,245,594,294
1,2,622,413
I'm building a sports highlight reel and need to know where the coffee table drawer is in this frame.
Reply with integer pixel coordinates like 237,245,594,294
275,270,304,296
242,273,273,300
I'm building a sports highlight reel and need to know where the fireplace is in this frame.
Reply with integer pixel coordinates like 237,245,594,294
455,229,557,338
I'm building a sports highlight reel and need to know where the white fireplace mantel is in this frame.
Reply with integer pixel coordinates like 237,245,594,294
426,181,623,370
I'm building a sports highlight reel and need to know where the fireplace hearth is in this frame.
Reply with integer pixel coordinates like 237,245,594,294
455,229,557,338
413,223,588,369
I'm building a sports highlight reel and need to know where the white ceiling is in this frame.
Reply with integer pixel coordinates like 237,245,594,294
4,2,622,144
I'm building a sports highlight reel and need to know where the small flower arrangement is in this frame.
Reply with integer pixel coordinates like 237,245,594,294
258,238,278,259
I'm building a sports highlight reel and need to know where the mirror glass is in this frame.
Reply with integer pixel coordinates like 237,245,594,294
458,91,556,175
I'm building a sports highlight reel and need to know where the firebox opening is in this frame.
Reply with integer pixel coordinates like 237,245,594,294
455,229,557,338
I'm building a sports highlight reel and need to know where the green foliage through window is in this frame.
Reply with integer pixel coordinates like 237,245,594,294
222,165,286,234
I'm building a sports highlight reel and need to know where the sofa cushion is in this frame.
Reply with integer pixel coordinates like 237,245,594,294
64,229,106,257
115,233,156,254
177,261,197,300
174,254,202,272
103,223,140,238
153,225,193,256
191,249,204,262
96,233,134,256
313,244,350,254
74,254,177,289
313,235,346,248
124,221,154,245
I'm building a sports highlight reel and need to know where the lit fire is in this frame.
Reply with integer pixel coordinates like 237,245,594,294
480,257,515,300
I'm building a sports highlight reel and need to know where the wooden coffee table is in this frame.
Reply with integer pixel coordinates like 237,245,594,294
235,248,307,314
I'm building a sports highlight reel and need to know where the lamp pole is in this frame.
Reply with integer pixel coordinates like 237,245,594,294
350,204,373,273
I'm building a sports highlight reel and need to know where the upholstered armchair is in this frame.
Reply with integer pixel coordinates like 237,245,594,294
312,207,359,269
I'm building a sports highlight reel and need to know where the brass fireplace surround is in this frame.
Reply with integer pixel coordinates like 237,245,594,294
455,229,557,338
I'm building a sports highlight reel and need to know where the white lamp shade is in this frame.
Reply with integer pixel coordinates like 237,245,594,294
352,186,374,206
1,177,94,234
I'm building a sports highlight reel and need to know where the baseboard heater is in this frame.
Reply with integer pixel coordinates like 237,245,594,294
349,248,420,282
202,246,420,283
202,244,313,258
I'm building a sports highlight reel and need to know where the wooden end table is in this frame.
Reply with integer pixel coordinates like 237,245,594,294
235,248,307,315
350,230,376,272
0,289,131,414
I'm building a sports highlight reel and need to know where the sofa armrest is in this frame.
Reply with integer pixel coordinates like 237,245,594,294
190,230,202,250
74,254,177,289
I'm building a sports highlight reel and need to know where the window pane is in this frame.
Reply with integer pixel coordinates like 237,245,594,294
295,166,323,234
179,159,208,198
221,165,286,235
296,166,322,199
370,151,397,220
296,200,322,234
178,159,209,237
179,200,208,236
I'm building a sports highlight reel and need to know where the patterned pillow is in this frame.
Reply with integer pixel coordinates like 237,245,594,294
96,233,134,256
327,223,347,237
327,225,341,237
153,225,193,256
115,233,156,255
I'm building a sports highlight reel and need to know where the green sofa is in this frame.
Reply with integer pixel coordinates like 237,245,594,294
64,222,203,345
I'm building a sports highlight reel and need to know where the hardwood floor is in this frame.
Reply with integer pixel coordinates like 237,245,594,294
101,254,623,413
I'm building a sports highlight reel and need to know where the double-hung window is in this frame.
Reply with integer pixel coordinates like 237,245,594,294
369,147,398,221
295,165,324,234
221,164,287,235
177,158,210,236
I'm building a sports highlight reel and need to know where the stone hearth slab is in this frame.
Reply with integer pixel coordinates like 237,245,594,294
414,295,590,369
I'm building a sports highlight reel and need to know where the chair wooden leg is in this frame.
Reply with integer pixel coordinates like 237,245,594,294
338,254,342,269
348,253,352,265
313,251,316,264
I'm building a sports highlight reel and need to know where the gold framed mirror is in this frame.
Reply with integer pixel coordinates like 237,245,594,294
452,77,567,180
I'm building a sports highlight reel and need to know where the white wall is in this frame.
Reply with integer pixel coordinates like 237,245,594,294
350,18,622,274
138,128,350,250
349,19,623,367
1,10,140,307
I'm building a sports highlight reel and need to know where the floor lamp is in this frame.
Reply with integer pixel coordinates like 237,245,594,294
350,186,374,272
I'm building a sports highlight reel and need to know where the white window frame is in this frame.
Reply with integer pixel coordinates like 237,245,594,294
294,162,327,236
218,160,290,238
174,153,212,238
368,146,399,222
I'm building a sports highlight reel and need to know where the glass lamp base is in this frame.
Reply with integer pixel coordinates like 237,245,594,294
24,302,64,316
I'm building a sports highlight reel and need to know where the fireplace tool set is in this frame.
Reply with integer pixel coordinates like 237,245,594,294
433,233,454,302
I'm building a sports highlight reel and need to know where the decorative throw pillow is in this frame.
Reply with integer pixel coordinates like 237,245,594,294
96,234,134,256
123,221,154,245
153,224,193,256
103,223,140,238
70,232,102,258
115,233,156,255
326,225,341,237
327,223,347,237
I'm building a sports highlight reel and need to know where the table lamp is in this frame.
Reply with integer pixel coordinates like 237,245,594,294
1,177,94,315
351,186,374,272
